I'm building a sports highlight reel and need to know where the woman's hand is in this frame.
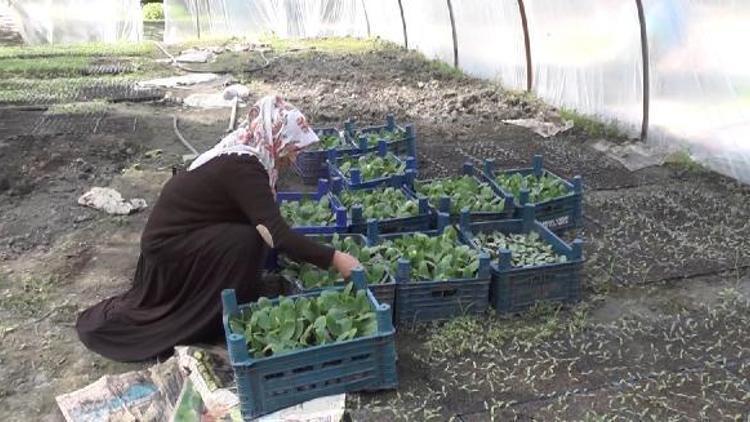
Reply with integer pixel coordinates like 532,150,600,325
332,250,361,280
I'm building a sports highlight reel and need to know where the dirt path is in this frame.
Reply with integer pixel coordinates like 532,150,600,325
1,39,748,420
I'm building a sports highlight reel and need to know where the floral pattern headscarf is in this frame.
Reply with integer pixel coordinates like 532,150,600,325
188,94,319,189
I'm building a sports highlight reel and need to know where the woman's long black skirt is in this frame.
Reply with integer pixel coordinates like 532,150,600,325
76,223,268,362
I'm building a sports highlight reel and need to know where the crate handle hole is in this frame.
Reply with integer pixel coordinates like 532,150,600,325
432,289,458,298
322,359,344,368
292,365,315,374
265,372,286,380
351,353,371,361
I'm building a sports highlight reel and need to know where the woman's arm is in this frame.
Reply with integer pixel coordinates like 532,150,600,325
220,156,337,269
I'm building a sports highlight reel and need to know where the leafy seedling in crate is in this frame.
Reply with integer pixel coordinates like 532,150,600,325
371,227,480,281
339,187,419,219
280,197,334,226
416,175,504,214
495,173,567,203
363,129,406,148
229,283,376,358
474,231,567,267
309,134,344,151
338,154,406,180
281,234,389,288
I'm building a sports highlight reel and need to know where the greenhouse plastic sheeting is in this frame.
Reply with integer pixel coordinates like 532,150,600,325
451,0,526,91
164,0,368,44
165,0,750,184
8,0,142,44
361,0,404,47
400,0,453,65
524,0,644,135
644,0,750,183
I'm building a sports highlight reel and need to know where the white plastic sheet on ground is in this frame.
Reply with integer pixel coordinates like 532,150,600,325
8,0,142,44
158,0,750,184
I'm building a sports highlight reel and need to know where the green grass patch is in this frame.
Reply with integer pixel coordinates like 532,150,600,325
664,149,706,173
559,107,628,139
262,35,383,54
0,76,144,105
0,42,155,60
0,56,92,78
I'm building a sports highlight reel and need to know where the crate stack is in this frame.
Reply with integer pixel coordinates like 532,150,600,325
223,114,586,420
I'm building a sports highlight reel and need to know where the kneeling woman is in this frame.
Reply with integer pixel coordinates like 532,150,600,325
76,95,360,362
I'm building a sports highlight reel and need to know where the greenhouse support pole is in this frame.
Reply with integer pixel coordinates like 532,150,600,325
360,0,371,38
516,0,532,92
635,0,650,141
446,0,458,68
397,0,408,48
194,0,201,39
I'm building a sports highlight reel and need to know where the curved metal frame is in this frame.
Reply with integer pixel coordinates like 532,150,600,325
397,0,408,48
516,0,533,92
446,0,459,68
635,0,650,141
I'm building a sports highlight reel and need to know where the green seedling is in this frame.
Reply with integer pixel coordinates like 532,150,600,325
280,197,334,226
281,234,390,288
339,187,419,220
495,173,567,204
362,128,406,148
474,231,567,267
309,134,345,151
338,154,406,180
415,175,504,214
371,227,480,281
229,283,376,358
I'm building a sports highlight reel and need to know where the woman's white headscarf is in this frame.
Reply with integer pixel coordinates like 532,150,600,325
188,94,319,190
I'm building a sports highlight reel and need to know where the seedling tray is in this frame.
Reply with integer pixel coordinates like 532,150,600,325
482,155,582,232
222,273,397,420
327,142,417,190
407,162,515,227
458,204,584,314
330,178,431,234
344,114,417,157
277,179,348,235
365,215,491,324
277,233,396,309
294,127,360,185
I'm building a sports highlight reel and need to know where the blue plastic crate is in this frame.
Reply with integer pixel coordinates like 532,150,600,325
275,233,396,310
294,127,361,185
327,141,417,190
407,162,515,227
457,204,584,314
344,114,417,157
277,178,348,235
365,215,491,324
222,272,398,420
482,155,583,232
330,177,431,234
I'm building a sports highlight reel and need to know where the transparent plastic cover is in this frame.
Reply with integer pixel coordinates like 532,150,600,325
159,0,750,184
8,0,142,44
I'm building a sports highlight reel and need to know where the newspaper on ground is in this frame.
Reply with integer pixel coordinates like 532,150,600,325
55,357,184,422
56,346,347,422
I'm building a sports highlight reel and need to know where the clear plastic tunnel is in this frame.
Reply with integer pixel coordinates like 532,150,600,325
6,0,143,44
159,0,750,184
